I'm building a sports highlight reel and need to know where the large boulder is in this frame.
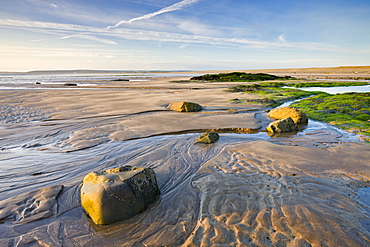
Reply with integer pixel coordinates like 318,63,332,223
80,166,160,225
196,131,219,144
167,102,202,112
266,117,298,134
268,106,308,124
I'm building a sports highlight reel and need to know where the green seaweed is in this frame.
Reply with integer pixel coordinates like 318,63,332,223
290,81,369,88
291,93,370,141
190,72,295,82
228,81,320,107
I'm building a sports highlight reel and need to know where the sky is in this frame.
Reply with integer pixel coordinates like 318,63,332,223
0,0,369,71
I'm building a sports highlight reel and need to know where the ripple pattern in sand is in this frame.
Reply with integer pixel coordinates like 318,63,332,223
185,144,370,247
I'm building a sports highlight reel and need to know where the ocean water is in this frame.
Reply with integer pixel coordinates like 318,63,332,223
0,72,201,89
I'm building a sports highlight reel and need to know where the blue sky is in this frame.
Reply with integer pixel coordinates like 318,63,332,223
0,0,369,71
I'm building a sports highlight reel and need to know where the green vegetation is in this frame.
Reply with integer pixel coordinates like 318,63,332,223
228,82,320,107
291,93,370,141
290,81,369,88
226,79,370,141
190,72,294,82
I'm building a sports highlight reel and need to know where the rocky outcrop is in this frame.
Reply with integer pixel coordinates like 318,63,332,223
80,166,160,225
167,102,202,112
268,106,308,124
196,131,219,144
266,117,298,133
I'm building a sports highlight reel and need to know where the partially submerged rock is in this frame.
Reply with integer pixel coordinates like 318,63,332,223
64,83,77,86
80,166,160,225
266,117,298,134
167,102,202,112
196,131,219,144
268,106,308,124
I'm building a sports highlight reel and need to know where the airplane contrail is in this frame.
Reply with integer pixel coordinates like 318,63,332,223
107,0,200,29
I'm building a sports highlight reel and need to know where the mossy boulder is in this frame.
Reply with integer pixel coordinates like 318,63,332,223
266,117,298,133
80,166,160,225
268,106,308,124
167,102,202,112
196,131,219,144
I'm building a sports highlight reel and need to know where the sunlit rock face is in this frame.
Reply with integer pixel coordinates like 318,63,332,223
167,102,203,112
266,117,298,134
268,106,308,124
196,131,219,144
80,166,160,225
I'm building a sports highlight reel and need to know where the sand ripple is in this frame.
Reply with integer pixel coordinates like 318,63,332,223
0,138,369,246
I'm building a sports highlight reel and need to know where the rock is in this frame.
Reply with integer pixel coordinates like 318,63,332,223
35,82,41,84
64,83,77,86
196,131,219,144
80,166,160,225
267,106,308,124
112,79,129,81
167,102,202,112
266,117,298,133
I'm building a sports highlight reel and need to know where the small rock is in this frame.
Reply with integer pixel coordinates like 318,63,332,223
226,108,238,114
196,131,219,144
80,166,160,225
112,79,129,81
31,172,43,176
35,82,41,84
266,117,298,133
64,83,77,86
167,102,202,112
268,106,308,124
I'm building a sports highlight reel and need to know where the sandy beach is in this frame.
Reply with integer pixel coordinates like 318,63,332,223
0,69,369,246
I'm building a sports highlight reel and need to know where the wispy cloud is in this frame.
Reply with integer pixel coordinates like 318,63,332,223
59,33,117,45
278,34,286,42
1,18,364,54
107,0,201,29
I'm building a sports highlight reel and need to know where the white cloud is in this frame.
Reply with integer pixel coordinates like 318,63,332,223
179,44,189,49
1,18,361,53
177,19,218,36
107,0,201,29
59,34,117,45
279,34,286,42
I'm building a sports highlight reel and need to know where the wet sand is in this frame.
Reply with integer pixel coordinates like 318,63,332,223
0,71,369,246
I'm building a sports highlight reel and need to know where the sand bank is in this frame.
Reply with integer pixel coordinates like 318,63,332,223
0,71,369,246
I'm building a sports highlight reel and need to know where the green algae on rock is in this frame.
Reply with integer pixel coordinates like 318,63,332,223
290,81,369,88
196,131,220,144
291,92,370,141
80,166,160,225
266,117,299,134
190,72,294,82
228,81,319,107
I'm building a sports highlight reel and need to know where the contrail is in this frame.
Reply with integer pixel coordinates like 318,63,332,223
107,0,200,29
